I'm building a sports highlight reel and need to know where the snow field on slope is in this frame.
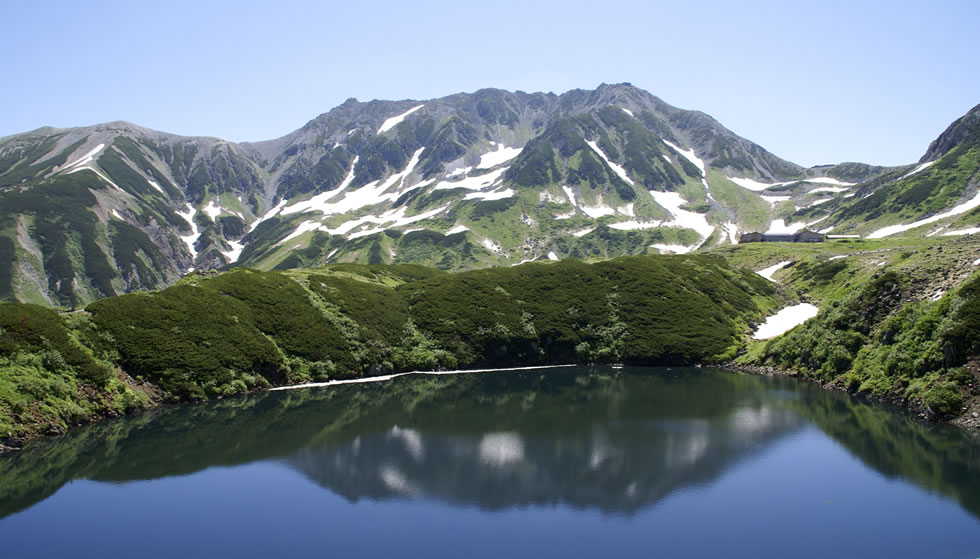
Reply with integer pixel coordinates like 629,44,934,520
220,239,245,263
899,161,936,180
477,145,522,169
464,188,514,201
942,227,980,236
648,190,715,239
867,191,980,238
808,186,850,194
662,140,706,177
586,140,634,185
378,105,424,134
277,203,450,245
282,149,426,218
753,304,819,339
727,176,778,192
560,184,620,218
433,167,507,191
61,143,105,172
649,244,693,254
756,261,792,281
761,195,791,206
804,177,854,186
176,205,201,259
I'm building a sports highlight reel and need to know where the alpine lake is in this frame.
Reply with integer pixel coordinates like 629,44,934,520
1,366,978,558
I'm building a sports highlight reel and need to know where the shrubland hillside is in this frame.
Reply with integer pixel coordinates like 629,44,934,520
0,254,781,444
715,235,980,424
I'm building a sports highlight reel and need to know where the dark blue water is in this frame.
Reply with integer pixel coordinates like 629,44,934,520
1,367,978,558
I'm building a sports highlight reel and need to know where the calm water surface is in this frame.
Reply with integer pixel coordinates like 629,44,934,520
1,366,978,558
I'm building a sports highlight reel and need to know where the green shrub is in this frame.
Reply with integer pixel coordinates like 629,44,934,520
922,381,963,419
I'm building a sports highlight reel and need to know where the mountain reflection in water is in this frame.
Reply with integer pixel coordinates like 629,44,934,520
1,366,978,521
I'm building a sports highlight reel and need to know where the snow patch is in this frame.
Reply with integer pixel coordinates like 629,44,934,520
808,186,849,194
448,166,472,177
464,188,514,201
621,107,634,117
270,364,576,393
176,205,201,258
723,222,739,244
433,167,507,191
110,209,124,220
147,179,164,193
248,199,288,233
378,105,424,134
580,201,617,219
662,140,705,177
477,145,522,169
586,140,634,186
804,177,854,186
203,200,221,220
282,151,427,218
756,261,792,281
277,220,324,245
868,191,980,238
649,244,692,254
761,195,791,206
220,239,245,263
702,179,715,201
561,185,578,206
649,190,715,239
547,251,558,261
765,219,807,235
727,176,779,192
807,198,833,207
828,255,848,261
753,304,819,339
942,226,980,236
67,165,123,191
482,238,502,253
900,161,935,180
345,204,450,240
573,227,595,237
61,143,105,172
446,224,469,235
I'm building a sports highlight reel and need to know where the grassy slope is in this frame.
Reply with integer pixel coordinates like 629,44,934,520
0,255,780,444
713,235,980,420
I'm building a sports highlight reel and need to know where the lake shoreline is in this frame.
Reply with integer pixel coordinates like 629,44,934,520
5,359,979,453
721,361,980,434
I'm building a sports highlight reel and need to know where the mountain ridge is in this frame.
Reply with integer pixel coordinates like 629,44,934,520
1,83,975,307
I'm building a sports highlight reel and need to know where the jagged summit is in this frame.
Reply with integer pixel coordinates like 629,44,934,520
920,103,980,163
0,85,974,307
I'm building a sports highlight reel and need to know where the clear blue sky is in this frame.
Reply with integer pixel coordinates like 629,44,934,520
2,0,978,167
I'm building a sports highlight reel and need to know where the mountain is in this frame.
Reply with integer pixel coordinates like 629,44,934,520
0,84,968,307
773,104,980,238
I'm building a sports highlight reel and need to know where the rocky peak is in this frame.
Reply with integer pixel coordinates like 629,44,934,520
920,103,980,163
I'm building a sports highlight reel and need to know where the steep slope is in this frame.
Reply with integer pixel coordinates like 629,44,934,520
0,122,270,306
781,104,980,238
0,84,948,307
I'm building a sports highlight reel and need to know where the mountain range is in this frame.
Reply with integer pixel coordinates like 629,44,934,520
1,83,977,307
